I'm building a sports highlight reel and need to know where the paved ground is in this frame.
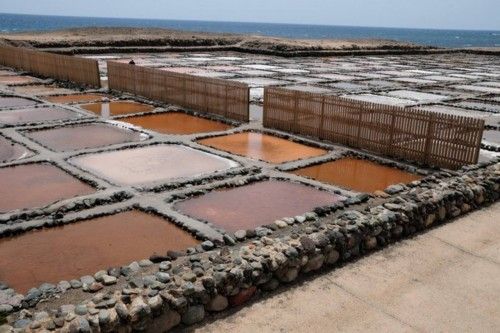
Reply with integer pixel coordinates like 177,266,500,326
195,202,500,333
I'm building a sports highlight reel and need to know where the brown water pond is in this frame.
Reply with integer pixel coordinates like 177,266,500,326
0,163,95,212
0,75,40,85
174,180,344,232
44,93,111,104
198,132,327,163
25,123,146,152
120,112,232,135
69,144,238,186
0,136,32,162
0,96,38,108
80,101,155,117
291,157,422,193
0,107,82,125
0,210,199,293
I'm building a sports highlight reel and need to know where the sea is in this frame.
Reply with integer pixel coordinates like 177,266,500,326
1,13,499,48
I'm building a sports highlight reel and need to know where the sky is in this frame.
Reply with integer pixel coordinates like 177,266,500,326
0,0,499,31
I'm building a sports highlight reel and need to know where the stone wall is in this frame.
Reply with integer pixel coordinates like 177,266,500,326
1,160,499,332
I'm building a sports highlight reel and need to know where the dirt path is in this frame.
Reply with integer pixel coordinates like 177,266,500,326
192,203,500,333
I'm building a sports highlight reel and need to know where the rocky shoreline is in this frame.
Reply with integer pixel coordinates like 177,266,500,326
2,27,499,57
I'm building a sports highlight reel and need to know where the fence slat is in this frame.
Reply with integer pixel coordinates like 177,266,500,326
263,86,484,169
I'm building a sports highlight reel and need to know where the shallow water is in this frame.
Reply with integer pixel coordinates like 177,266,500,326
120,112,232,135
0,163,95,212
174,180,344,232
0,107,81,125
44,93,111,104
198,132,327,164
80,101,155,116
291,157,421,193
24,123,145,152
0,210,199,293
69,144,238,186
0,96,38,108
0,136,32,162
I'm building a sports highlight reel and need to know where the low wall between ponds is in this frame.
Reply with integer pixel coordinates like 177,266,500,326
263,87,485,169
107,61,250,122
0,45,100,88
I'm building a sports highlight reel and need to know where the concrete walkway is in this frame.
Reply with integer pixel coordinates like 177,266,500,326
195,203,500,333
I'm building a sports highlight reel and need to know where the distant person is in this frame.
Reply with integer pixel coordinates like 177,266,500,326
129,59,135,65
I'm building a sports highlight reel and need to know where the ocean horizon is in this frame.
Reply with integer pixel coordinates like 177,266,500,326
0,12,499,48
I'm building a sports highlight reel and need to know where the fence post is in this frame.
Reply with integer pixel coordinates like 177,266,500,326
387,109,396,157
292,90,299,133
423,113,435,166
318,95,326,140
183,76,187,105
224,85,228,118
355,103,363,148
204,81,208,112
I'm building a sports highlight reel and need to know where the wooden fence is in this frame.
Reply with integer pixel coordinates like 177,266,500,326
107,61,250,122
0,45,100,87
263,87,484,169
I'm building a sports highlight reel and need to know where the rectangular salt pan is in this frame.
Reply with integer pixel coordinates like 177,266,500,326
69,145,238,186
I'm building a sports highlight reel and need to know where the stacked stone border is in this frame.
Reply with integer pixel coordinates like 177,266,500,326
1,159,497,332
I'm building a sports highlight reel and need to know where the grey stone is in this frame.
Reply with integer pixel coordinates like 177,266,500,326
69,317,91,333
0,325,13,333
386,184,405,194
139,259,153,267
274,220,288,228
325,249,340,265
94,270,107,282
57,280,71,293
98,309,110,325
255,227,272,237
299,236,316,253
101,275,117,286
148,295,163,312
302,254,325,273
234,230,246,240
0,304,13,314
155,272,171,283
70,279,82,289
108,267,121,278
294,215,306,223
129,261,141,272
86,282,103,293
60,304,75,315
223,234,236,245
115,302,129,320
206,295,228,312
80,276,95,285
201,240,215,250
181,305,205,325
159,261,172,272
13,319,31,329
39,283,56,293
129,297,151,324
276,267,299,282
75,304,88,316
142,275,157,287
